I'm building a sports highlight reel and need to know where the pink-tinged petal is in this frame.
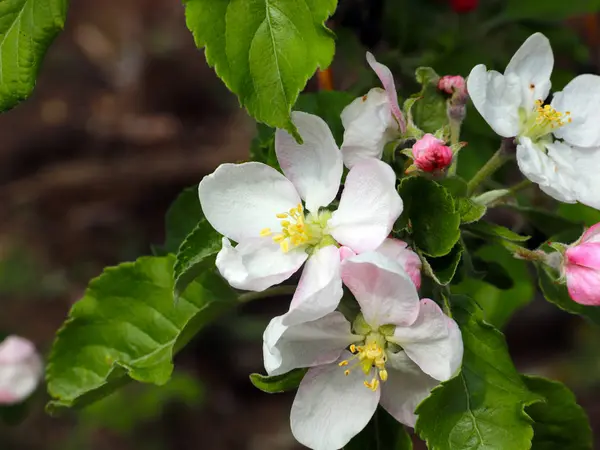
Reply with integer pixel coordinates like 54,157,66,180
379,351,439,427
438,75,466,94
329,159,403,253
339,246,357,261
275,112,343,214
566,243,600,270
376,239,422,289
389,299,463,381
552,74,600,148
263,312,357,376
216,237,307,291
341,252,420,328
283,245,343,327
0,336,43,405
565,265,600,306
505,32,553,110
291,352,380,450
411,134,453,173
467,65,522,138
582,223,600,244
366,52,406,132
340,89,398,169
199,162,300,242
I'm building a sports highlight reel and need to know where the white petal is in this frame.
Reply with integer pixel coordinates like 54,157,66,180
275,112,343,213
389,299,463,381
282,245,343,327
328,159,403,253
552,74,600,148
376,238,422,289
505,32,553,110
198,162,300,242
467,65,522,138
379,351,439,428
291,353,380,450
516,138,578,204
0,336,43,404
366,52,405,131
341,251,420,328
263,313,358,376
340,88,398,169
216,237,307,291
559,144,600,210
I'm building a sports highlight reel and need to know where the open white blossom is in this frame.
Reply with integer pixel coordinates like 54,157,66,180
263,252,463,450
467,32,600,209
199,111,403,327
0,336,43,404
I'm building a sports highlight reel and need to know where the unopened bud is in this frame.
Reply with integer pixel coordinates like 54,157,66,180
563,223,600,305
411,134,453,173
438,75,466,95
450,0,478,13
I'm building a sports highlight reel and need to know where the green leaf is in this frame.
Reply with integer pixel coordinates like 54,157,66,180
537,265,600,326
457,198,486,224
415,296,542,450
161,187,203,254
465,221,530,243
184,0,337,139
438,176,468,198
558,203,600,228
398,177,460,257
0,0,67,111
250,122,281,170
506,0,600,20
523,375,592,450
46,255,237,412
411,67,447,134
506,205,580,238
420,242,463,286
249,369,307,394
173,220,222,300
345,407,413,450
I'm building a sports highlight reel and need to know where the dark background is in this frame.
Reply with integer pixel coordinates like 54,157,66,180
1,0,600,448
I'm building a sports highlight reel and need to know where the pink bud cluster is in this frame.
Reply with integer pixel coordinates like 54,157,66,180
411,134,453,173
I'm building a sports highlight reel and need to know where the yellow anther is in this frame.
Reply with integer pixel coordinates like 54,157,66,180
280,220,290,227
344,370,350,376
349,344,357,354
364,378,380,392
339,360,349,367
276,213,288,219
273,234,285,243
280,240,290,253
379,369,388,382
260,228,272,237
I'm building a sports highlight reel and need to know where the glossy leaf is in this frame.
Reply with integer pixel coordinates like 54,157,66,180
249,369,307,394
465,221,530,243
0,0,67,111
416,296,542,450
420,242,463,286
411,67,447,134
161,187,203,254
344,407,413,450
46,256,237,412
184,0,337,140
523,375,592,450
457,198,486,224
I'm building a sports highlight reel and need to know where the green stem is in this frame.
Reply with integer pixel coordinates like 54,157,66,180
447,121,461,176
466,139,514,196
239,284,296,303
507,179,532,196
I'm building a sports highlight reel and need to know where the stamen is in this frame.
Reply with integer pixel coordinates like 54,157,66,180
341,341,388,390
260,228,272,237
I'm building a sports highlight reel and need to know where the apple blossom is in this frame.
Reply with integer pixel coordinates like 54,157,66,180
199,111,403,326
340,52,406,168
467,32,600,209
438,75,466,95
563,223,600,305
411,134,453,173
0,336,43,404
263,252,462,450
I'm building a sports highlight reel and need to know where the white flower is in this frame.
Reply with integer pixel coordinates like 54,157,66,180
341,53,406,168
263,252,463,450
199,111,403,325
0,336,43,404
467,32,600,209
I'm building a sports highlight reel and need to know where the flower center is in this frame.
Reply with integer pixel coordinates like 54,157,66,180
339,335,389,391
522,100,572,141
259,204,334,253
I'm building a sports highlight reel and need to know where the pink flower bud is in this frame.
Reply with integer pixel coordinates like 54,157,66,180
438,75,466,95
564,223,600,305
376,239,422,289
0,336,43,404
412,134,453,173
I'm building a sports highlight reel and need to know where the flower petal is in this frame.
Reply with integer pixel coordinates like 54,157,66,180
566,243,600,270
376,238,422,289
341,251,420,328
275,112,343,213
379,351,439,427
0,336,43,405
340,88,398,169
263,313,358,376
389,299,463,381
328,159,403,253
199,162,301,242
552,74,600,148
467,65,522,137
504,32,553,110
582,223,600,244
282,245,343,327
366,52,405,131
216,237,307,291
565,265,600,306
291,353,380,450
